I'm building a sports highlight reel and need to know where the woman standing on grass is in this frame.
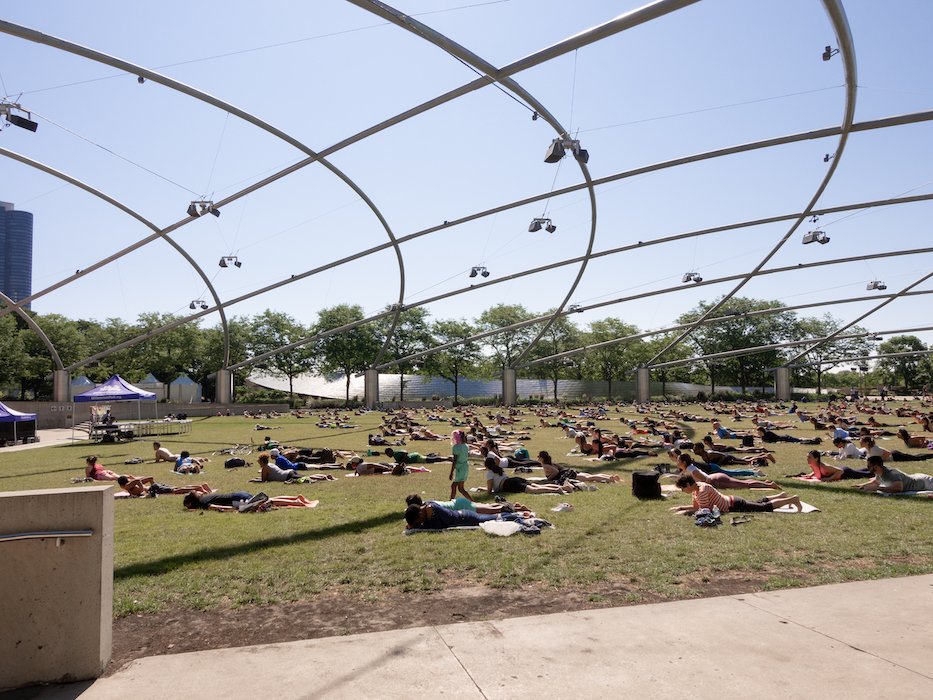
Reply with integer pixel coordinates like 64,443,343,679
449,429,473,502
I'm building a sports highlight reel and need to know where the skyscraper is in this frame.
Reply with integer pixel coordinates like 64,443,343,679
0,201,33,309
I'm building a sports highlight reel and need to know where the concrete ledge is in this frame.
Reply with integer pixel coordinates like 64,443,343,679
0,486,113,691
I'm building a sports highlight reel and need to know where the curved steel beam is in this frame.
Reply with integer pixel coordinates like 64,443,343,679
522,290,933,370
793,349,933,368
381,245,933,371
0,19,405,367
645,0,858,365
346,0,599,369
0,292,64,370
650,325,933,371
0,146,232,365
784,268,933,365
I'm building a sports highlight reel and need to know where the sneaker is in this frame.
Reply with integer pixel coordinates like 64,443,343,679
246,492,269,504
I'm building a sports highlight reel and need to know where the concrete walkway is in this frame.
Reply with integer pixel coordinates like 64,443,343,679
15,574,933,699
0,429,88,453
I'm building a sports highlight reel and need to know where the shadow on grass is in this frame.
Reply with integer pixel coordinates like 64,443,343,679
113,510,402,580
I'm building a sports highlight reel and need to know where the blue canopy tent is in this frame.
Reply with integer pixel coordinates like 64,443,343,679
0,401,37,444
72,375,157,441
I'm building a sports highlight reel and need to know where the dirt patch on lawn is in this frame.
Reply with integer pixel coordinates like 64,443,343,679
108,575,763,675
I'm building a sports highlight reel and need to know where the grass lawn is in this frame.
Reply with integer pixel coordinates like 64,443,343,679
2,404,931,619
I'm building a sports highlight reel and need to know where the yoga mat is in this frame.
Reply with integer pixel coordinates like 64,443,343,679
774,501,820,513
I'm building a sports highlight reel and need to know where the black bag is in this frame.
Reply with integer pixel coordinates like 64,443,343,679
742,435,755,447
225,457,247,468
632,471,662,500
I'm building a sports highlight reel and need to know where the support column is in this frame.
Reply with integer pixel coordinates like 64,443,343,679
774,366,792,402
215,368,233,405
502,367,517,406
636,367,651,404
364,368,379,409
52,370,71,402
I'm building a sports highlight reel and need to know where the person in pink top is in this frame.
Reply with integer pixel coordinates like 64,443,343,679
670,474,801,514
85,455,121,481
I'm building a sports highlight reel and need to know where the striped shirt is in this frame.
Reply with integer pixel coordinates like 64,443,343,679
692,482,734,513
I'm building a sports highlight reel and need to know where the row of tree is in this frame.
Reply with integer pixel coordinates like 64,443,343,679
2,297,931,402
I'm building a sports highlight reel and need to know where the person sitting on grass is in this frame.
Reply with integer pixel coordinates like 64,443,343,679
258,452,300,482
483,458,574,495
85,455,121,481
670,474,801,514
675,453,777,490
802,450,870,481
537,451,620,484
853,455,933,493
405,493,524,515
152,442,180,463
117,476,211,497
182,491,316,511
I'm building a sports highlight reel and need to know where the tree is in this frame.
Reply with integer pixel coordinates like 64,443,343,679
528,312,582,401
423,319,481,405
126,312,206,385
476,304,539,371
19,313,88,399
877,335,928,391
0,315,28,397
579,319,641,399
374,307,434,402
639,334,694,397
675,297,798,395
247,310,317,405
316,305,380,404
790,315,875,394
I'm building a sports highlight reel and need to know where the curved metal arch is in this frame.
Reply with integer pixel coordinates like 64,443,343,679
346,0,600,369
0,146,232,366
379,245,933,371
650,325,933,371
0,19,407,365
645,0,858,366
792,349,933,368
0,291,64,370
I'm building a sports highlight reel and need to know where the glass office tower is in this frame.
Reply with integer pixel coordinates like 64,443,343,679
0,201,33,309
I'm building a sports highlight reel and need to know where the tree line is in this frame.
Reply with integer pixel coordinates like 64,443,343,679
2,297,931,402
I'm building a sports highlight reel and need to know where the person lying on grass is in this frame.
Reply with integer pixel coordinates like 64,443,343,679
701,435,771,454
670,474,801,515
174,451,209,474
860,436,933,462
85,455,121,481
675,453,777,490
537,451,620,484
347,456,395,475
405,493,526,515
801,450,870,481
404,502,546,530
668,449,763,478
152,442,180,463
483,458,574,495
182,491,316,511
897,428,933,450
853,455,933,493
258,453,335,482
117,476,214,497
692,443,774,467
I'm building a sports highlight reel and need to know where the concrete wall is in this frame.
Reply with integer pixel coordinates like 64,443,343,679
0,485,113,691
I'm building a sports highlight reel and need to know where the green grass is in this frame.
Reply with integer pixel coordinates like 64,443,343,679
2,405,931,617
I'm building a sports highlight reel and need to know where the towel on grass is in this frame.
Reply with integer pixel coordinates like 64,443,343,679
774,501,820,513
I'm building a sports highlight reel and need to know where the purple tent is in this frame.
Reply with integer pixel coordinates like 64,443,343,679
73,375,156,403
0,400,37,443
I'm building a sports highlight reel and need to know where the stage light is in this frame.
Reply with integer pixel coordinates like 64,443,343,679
528,219,542,233
218,257,228,268
682,272,702,284
544,138,565,163
822,45,839,61
567,304,584,313
219,256,241,269
188,200,219,218
529,217,556,233
470,266,489,279
866,280,886,291
1,101,39,132
187,204,199,217
802,230,830,245
481,268,489,278
544,137,590,164
824,153,835,162
545,222,557,233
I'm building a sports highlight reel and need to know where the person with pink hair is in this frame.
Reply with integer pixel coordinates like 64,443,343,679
448,429,473,502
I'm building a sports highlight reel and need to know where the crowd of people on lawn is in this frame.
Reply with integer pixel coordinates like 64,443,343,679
75,399,933,520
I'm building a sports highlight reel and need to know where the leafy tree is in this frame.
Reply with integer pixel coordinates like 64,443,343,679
476,304,539,371
423,319,480,405
790,315,875,394
19,313,88,399
579,318,641,399
124,313,206,384
0,315,28,397
877,335,928,391
316,304,380,403
374,307,434,402
528,312,582,401
247,310,317,405
640,334,694,397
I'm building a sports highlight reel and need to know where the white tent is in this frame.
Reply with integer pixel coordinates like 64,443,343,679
137,372,167,401
170,374,202,404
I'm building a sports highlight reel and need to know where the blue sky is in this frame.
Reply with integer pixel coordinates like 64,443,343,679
1,0,931,354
